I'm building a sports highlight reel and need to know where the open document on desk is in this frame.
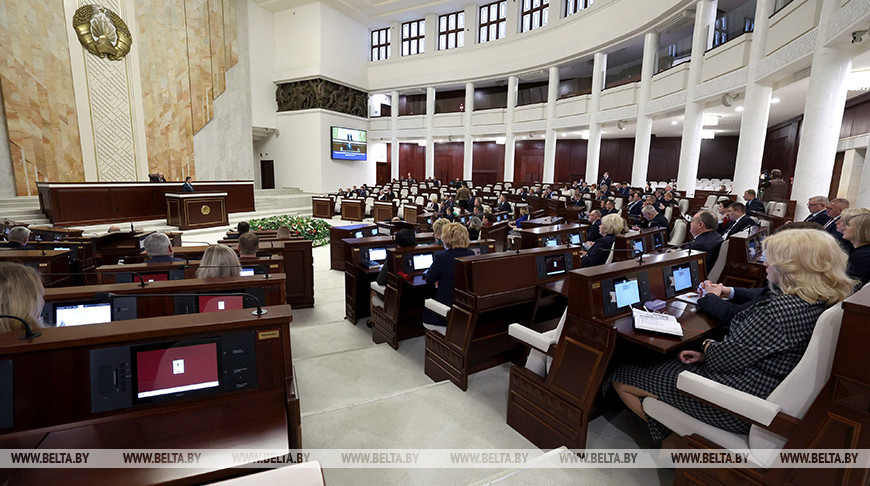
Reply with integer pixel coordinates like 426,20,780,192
632,307,683,337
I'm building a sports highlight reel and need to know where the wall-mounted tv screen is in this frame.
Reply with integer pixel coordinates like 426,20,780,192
331,127,367,161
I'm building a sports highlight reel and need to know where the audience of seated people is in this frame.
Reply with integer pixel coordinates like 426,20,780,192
580,213,624,267
422,223,475,328
804,196,831,225
1,227,34,250
143,232,183,262
0,261,44,333
196,244,241,278
607,229,856,443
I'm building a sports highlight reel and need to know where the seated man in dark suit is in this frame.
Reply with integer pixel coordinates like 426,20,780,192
602,199,618,215
637,205,669,229
149,172,167,182
721,202,758,239
1,227,35,250
585,210,603,242
626,192,643,219
143,233,183,263
182,176,194,193
496,195,512,213
803,196,831,225
226,221,249,239
743,189,765,214
823,198,849,242
688,211,724,269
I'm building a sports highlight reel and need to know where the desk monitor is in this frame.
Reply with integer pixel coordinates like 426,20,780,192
543,236,559,247
535,252,575,279
367,247,388,263
239,267,256,276
662,260,701,299
117,269,183,284
132,339,221,404
411,253,434,271
600,272,651,318
174,288,265,315
354,231,364,238
569,233,584,245
56,303,112,327
631,239,645,255
747,238,759,261
43,296,137,327
652,232,664,249
198,295,244,313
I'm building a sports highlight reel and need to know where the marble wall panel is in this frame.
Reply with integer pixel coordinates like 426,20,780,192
209,0,227,99
186,0,215,133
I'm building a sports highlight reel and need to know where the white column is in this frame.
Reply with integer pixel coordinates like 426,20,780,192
839,148,865,202
631,31,659,188
504,75,518,181
857,148,870,208
424,14,437,56
542,66,559,183
586,52,607,183
732,0,773,203
463,82,474,180
390,90,400,180
676,0,717,198
425,87,436,178
792,1,854,220
504,0,520,41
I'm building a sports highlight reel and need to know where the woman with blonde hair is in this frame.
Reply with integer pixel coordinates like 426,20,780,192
423,223,474,327
608,229,856,442
0,262,44,333
842,212,870,286
196,244,241,278
580,213,624,267
431,217,449,245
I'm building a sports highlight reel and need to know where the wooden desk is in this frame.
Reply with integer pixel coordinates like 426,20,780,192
329,224,379,270
166,192,229,230
614,228,669,260
522,216,565,229
0,305,300,486
403,204,421,223
30,241,98,284
341,199,364,221
27,226,84,241
96,256,284,284
377,220,417,234
312,196,334,218
0,249,73,287
516,223,587,249
717,226,768,289
507,250,714,450
36,181,255,226
373,201,398,222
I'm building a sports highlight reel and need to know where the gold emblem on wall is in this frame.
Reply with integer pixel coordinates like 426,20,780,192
72,5,132,61
201,205,211,216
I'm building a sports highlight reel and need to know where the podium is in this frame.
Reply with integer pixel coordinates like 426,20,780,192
166,192,228,230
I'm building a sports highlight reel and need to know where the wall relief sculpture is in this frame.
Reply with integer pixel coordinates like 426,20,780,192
276,78,367,118
72,5,132,61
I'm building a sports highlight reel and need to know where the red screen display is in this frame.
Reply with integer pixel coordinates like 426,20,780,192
136,343,219,398
142,273,169,282
198,295,243,313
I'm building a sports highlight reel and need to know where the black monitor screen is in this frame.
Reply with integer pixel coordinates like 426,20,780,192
653,232,664,248
56,303,112,327
613,278,641,309
544,255,567,276
411,253,434,271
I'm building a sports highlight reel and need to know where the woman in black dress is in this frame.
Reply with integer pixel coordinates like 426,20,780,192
607,229,856,442
423,223,475,327
842,212,870,287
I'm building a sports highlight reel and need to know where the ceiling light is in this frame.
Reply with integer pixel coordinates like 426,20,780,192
495,137,506,145
701,129,716,139
417,140,427,146
579,130,589,140
770,97,781,104
702,114,720,126
735,106,744,112
671,120,678,125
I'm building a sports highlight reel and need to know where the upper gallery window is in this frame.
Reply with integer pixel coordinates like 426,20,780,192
402,19,425,56
521,0,549,33
564,0,592,17
371,27,390,61
438,11,465,50
479,1,507,43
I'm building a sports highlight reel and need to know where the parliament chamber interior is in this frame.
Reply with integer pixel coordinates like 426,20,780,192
1,0,870,484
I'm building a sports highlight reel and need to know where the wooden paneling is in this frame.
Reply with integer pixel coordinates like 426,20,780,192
699,136,739,180
647,137,682,182
600,138,635,184
840,92,870,139
514,140,545,183
434,142,464,182
472,142,505,186
762,117,801,199
473,86,508,111
376,142,391,185
398,143,426,181
398,94,426,115
435,89,465,113
555,139,587,183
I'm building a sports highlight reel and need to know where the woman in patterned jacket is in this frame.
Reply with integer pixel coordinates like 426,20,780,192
607,229,856,442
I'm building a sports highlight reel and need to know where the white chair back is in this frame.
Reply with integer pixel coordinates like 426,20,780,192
707,239,730,282
664,206,673,222
771,202,787,217
678,199,689,214
669,219,688,246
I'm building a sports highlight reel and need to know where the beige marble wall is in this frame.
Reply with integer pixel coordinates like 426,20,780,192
0,1,84,196
186,0,215,133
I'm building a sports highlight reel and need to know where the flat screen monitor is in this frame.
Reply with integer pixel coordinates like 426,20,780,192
411,253,434,271
134,342,220,400
368,247,388,262
330,126,367,161
544,255,567,276
632,239,645,255
354,231,364,238
142,272,169,283
239,267,256,276
748,239,758,260
614,278,641,309
55,303,112,327
672,264,693,292
197,295,244,313
544,237,559,247
653,232,664,249
569,233,583,245
54,247,71,251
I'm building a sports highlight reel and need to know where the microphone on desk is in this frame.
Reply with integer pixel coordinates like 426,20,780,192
0,314,42,341
94,291,268,316
114,207,135,233
603,247,646,265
